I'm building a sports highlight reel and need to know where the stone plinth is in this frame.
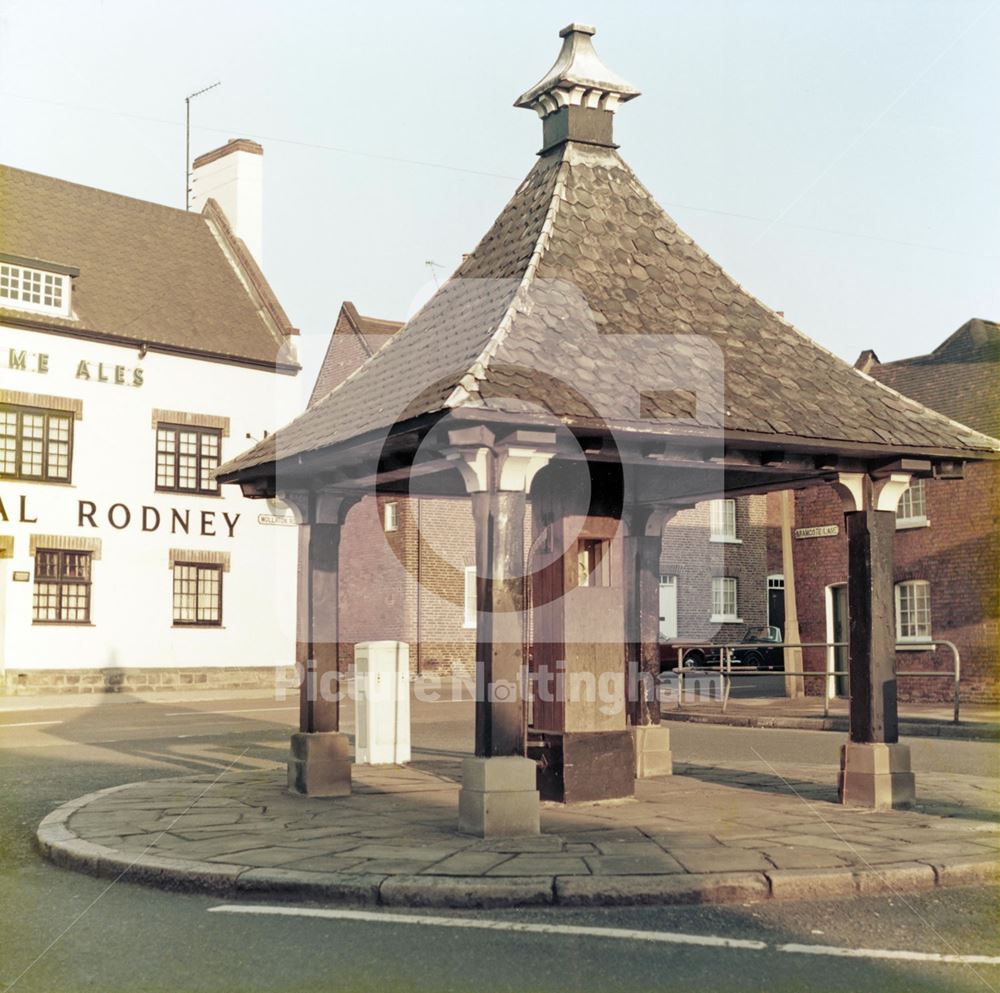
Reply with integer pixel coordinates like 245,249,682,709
633,724,673,778
287,731,352,797
838,741,915,810
458,756,540,837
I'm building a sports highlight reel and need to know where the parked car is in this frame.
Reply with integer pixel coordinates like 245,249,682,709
663,626,785,671
731,625,784,671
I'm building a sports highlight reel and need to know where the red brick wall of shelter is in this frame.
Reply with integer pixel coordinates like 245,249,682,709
337,495,416,670
793,465,1000,705
337,495,479,675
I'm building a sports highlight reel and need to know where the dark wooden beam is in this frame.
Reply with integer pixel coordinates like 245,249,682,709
846,507,898,744
470,488,528,758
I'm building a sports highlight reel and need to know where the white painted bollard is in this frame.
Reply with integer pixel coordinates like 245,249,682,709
353,641,411,764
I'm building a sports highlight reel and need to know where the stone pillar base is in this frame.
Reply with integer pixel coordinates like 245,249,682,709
838,741,915,810
458,756,540,837
287,731,352,797
633,724,673,778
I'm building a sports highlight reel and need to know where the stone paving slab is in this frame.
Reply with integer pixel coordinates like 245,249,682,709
37,760,1000,908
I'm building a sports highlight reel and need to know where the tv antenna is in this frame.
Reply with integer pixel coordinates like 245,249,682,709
185,81,221,210
425,260,445,288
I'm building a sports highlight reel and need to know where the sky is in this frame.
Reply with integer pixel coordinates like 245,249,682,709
1,0,997,394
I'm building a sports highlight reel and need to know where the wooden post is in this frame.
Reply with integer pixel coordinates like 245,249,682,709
306,521,343,733
845,507,898,744
830,470,915,809
622,504,674,726
287,490,357,796
622,502,674,777
447,428,554,836
470,488,528,757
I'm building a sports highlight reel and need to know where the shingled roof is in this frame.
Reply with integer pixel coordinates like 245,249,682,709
221,25,998,480
0,164,299,371
858,319,1000,440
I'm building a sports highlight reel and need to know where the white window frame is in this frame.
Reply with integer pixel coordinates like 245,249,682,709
895,480,929,530
710,576,741,623
895,580,932,643
463,565,477,629
0,263,71,317
708,498,740,543
383,501,398,532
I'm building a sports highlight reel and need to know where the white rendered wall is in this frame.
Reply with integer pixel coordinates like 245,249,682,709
0,324,299,673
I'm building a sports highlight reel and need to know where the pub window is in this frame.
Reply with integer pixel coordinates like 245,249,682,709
32,549,91,624
463,565,477,628
0,404,73,482
577,538,611,588
0,263,69,317
896,580,932,642
709,499,738,542
895,480,928,529
384,501,398,532
156,424,221,494
172,563,223,626
711,577,739,622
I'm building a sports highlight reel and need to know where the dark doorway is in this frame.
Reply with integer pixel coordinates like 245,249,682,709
767,575,785,669
767,575,785,635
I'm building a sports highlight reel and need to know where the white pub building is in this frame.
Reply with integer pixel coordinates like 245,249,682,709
0,139,300,693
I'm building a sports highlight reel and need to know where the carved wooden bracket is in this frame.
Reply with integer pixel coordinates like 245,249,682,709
621,502,682,537
444,428,557,495
278,489,359,526
828,471,912,514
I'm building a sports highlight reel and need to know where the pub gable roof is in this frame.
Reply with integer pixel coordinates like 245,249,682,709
221,25,999,480
0,164,299,371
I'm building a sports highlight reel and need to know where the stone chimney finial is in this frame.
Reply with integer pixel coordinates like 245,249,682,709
515,24,640,146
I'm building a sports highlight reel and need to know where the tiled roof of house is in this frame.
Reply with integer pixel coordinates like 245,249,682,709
221,29,999,478
308,301,403,406
0,164,298,370
861,319,1000,440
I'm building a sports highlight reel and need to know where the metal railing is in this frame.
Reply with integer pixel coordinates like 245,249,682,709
666,639,962,724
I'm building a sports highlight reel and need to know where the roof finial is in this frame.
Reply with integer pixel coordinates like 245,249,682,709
515,24,640,136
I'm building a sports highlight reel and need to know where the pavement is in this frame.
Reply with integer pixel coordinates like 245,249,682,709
38,752,1000,909
660,690,1000,741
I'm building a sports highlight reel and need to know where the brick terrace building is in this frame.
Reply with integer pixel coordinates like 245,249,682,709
793,318,1000,704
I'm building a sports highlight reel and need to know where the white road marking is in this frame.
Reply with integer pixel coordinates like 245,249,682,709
208,905,1000,966
207,906,761,950
164,707,297,717
776,942,1000,965
0,720,63,728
